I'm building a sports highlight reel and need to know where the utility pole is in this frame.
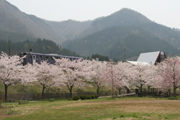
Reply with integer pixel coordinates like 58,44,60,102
29,43,32,63
124,48,126,62
111,60,114,98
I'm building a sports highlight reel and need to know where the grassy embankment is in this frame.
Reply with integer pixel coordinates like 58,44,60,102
0,82,108,94
1,97,180,120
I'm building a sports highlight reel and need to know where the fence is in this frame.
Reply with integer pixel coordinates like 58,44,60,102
134,88,160,97
0,88,166,101
0,92,113,101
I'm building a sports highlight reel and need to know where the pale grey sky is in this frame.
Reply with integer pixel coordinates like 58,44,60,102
6,0,180,28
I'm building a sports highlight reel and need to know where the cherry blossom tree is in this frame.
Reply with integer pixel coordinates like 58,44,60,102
33,61,64,99
114,62,133,94
55,58,89,98
146,65,159,90
85,60,107,95
158,57,180,96
19,63,37,85
127,64,157,97
105,62,119,97
0,52,25,101
102,61,131,97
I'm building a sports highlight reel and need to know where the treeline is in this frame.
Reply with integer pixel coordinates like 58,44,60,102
0,38,80,57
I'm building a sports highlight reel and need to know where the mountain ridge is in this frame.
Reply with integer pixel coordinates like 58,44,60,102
1,0,180,60
63,8,180,59
75,8,153,39
63,26,180,60
0,0,65,43
45,19,92,40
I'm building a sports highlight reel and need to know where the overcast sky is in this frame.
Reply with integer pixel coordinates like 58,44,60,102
6,0,180,28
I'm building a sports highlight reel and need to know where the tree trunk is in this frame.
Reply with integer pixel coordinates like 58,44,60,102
140,84,143,97
173,83,176,97
42,85,46,99
115,90,118,97
69,86,73,98
118,88,121,94
168,89,171,97
4,84,8,101
67,84,74,98
148,86,150,92
97,85,100,95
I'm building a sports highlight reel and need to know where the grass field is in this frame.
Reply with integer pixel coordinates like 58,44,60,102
1,97,180,120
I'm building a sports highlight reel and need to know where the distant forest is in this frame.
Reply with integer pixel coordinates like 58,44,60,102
0,38,80,57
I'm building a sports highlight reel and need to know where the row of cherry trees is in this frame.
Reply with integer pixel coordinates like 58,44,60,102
1,52,180,100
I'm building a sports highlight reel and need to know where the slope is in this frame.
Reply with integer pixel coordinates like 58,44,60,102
63,26,180,60
76,8,152,39
75,8,180,49
45,19,92,40
0,38,80,56
0,0,65,43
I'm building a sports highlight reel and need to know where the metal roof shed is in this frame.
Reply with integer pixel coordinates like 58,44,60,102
137,51,166,65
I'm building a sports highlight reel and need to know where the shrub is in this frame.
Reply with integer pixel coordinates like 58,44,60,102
94,95,99,99
73,95,99,100
91,95,95,99
72,96,80,100
86,95,91,99
79,95,87,100
120,115,124,117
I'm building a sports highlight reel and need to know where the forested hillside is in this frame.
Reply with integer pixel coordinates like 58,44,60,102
63,9,180,60
0,39,80,56
0,30,37,42
75,8,180,48
75,8,152,39
63,26,180,60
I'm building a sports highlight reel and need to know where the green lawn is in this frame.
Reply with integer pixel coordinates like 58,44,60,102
1,97,180,120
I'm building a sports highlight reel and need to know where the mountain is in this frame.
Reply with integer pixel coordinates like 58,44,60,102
0,0,93,43
75,8,152,39
63,26,180,60
63,8,180,60
1,0,180,60
0,0,65,43
75,8,180,48
45,20,92,40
